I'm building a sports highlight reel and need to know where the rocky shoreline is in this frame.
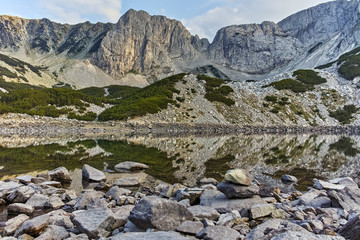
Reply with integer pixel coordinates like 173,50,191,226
0,164,359,240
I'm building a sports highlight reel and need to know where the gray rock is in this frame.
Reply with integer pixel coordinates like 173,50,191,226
65,233,89,240
113,177,139,187
224,169,252,186
128,196,193,231
176,220,203,235
26,193,49,209
250,204,275,219
109,231,190,240
4,214,30,236
35,225,69,240
8,203,34,215
47,209,74,229
281,175,298,183
113,205,135,227
217,182,259,199
114,161,149,172
313,179,345,191
199,178,218,186
0,181,22,192
196,226,240,240
309,220,324,233
31,177,48,185
339,215,360,240
160,183,185,198
105,186,132,201
15,214,50,237
7,186,35,203
82,164,106,182
40,181,62,188
16,175,34,185
73,190,105,210
329,177,359,190
200,189,266,214
123,220,145,233
176,188,204,205
45,195,65,209
71,208,121,239
271,230,345,240
188,205,220,221
216,211,241,227
298,189,326,206
48,167,72,183
328,188,360,212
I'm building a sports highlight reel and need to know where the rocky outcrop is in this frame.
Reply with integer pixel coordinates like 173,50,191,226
208,21,302,74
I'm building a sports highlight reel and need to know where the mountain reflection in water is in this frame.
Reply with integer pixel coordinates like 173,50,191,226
0,134,359,191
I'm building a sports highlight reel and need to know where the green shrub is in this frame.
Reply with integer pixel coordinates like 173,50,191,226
265,79,312,93
197,75,224,88
330,137,359,157
68,111,97,121
79,87,106,98
204,92,235,106
176,97,185,102
329,104,358,124
293,69,326,85
106,85,140,99
265,95,278,102
198,75,235,106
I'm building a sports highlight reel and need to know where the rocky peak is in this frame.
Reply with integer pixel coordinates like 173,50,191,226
91,9,198,78
208,21,302,75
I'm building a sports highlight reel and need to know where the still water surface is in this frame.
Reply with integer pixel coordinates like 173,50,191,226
0,134,359,190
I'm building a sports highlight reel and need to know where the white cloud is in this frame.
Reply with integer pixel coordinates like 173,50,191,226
182,0,330,41
39,0,122,24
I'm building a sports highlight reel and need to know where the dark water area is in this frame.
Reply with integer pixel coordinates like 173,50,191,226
0,134,359,191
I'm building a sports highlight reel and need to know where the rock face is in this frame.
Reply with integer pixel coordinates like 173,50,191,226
128,196,193,231
208,21,302,75
82,164,106,182
92,9,198,78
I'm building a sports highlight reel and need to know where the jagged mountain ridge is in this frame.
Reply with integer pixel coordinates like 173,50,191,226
0,0,359,88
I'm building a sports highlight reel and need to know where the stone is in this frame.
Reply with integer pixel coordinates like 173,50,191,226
4,214,30,236
250,204,275,219
113,177,139,187
109,231,190,240
6,186,35,203
309,220,324,233
114,161,149,172
313,179,345,191
329,177,359,190
200,189,267,214
216,211,241,227
16,175,34,185
188,205,220,221
35,225,69,240
128,196,193,231
45,195,65,209
8,203,35,215
82,164,106,182
217,182,259,199
31,177,48,185
15,214,50,237
196,226,240,240
40,181,62,188
246,219,310,240
113,205,135,227
339,215,360,240
224,169,251,186
328,188,360,212
199,178,218,186
105,186,132,201
178,199,191,207
176,188,204,205
271,231,345,240
271,209,288,219
176,220,203,235
202,218,215,227
0,181,22,192
160,183,185,198
123,220,145,233
73,190,105,210
26,193,49,209
297,189,325,206
18,234,35,240
71,208,121,239
47,209,74,229
281,175,298,183
94,182,111,191
48,167,72,183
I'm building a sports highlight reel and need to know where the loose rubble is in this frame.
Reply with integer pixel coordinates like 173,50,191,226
0,166,359,239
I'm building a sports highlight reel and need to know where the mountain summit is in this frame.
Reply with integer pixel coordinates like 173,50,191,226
0,1,360,88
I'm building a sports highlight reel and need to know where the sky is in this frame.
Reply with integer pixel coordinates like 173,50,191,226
0,0,331,40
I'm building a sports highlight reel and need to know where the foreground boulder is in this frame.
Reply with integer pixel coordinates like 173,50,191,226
109,232,190,240
328,188,360,212
339,215,360,240
114,161,149,172
224,169,252,186
48,167,72,183
14,214,49,237
71,208,121,239
3,214,30,236
82,164,106,182
196,226,240,240
129,196,193,231
217,182,259,199
7,203,34,215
